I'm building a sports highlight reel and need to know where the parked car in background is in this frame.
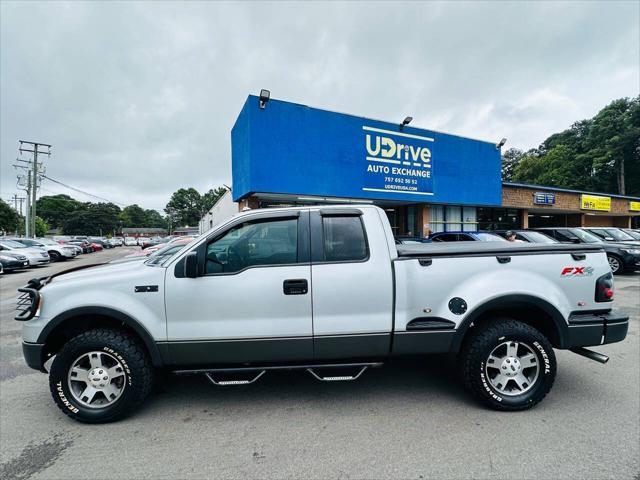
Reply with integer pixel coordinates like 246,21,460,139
582,227,640,245
532,227,640,274
66,240,93,254
0,239,50,266
428,231,506,242
394,236,430,244
124,237,138,246
0,251,30,271
493,230,558,244
621,229,640,241
90,242,103,252
89,238,113,249
11,238,78,261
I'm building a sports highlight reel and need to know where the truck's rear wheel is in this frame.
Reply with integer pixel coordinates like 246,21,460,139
49,328,154,423
460,318,556,411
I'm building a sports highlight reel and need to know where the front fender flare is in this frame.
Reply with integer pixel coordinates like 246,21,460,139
37,306,164,367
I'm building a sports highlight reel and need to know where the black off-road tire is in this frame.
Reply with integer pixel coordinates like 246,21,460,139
49,328,154,423
48,251,61,262
459,318,556,411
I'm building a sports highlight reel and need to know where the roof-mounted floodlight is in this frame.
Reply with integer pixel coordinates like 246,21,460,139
496,138,507,149
259,89,270,109
400,116,413,131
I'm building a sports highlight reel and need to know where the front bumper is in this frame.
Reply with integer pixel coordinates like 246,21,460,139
566,310,629,348
621,253,640,271
22,341,47,372
0,259,29,270
28,257,50,266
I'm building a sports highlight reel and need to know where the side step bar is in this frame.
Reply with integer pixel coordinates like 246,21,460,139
174,362,383,386
205,371,265,386
307,366,369,382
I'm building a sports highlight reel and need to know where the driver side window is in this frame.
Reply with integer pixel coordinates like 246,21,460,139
205,218,298,274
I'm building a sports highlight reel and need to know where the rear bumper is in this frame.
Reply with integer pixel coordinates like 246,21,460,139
566,310,629,348
22,341,47,372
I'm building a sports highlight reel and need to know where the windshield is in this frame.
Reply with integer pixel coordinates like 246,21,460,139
568,229,601,243
523,232,557,243
37,238,56,245
476,233,506,242
623,229,640,240
0,240,27,248
148,241,195,267
599,229,635,241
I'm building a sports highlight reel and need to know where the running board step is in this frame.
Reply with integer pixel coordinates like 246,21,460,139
307,366,369,382
205,370,265,386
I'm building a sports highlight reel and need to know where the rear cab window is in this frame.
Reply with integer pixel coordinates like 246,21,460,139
321,216,368,262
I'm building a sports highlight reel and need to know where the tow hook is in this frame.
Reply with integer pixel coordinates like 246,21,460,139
570,347,609,364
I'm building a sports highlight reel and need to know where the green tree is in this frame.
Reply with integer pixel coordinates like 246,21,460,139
508,96,640,196
119,204,148,227
0,200,21,235
164,188,203,227
35,194,81,229
144,209,167,228
201,187,228,213
501,148,525,182
63,202,121,235
34,216,49,237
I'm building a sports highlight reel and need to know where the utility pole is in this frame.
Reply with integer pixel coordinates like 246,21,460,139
18,140,51,238
11,194,26,235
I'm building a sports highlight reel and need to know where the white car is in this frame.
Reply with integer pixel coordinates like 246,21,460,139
15,205,629,422
0,239,50,266
12,238,78,261
124,237,138,246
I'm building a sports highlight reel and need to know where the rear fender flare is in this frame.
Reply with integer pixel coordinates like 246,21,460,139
451,294,569,352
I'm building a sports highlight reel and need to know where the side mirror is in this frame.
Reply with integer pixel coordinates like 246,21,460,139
184,251,198,278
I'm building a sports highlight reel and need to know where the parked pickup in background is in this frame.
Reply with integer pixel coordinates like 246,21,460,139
16,206,629,423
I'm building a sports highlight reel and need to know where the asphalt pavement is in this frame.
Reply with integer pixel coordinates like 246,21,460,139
0,247,638,479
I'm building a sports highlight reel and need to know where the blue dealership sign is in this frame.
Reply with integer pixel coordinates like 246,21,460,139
232,96,502,205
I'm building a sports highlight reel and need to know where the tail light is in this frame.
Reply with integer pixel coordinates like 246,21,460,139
595,272,614,302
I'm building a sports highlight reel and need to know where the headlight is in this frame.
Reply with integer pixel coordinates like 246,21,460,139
622,248,640,254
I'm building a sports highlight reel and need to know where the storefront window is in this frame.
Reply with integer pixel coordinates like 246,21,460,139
477,208,521,231
429,206,478,233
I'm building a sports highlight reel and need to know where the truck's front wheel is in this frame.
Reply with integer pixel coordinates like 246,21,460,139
49,328,154,423
460,319,556,411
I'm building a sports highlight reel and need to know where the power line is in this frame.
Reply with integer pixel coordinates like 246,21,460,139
41,174,126,206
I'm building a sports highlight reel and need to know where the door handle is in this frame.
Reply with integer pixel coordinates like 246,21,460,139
283,279,308,295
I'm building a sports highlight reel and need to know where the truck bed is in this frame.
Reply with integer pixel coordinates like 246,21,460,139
396,241,604,257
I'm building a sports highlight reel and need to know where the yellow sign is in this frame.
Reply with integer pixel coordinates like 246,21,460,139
630,201,640,212
581,194,611,212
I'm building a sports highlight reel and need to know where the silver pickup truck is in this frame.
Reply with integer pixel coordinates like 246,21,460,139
16,205,629,423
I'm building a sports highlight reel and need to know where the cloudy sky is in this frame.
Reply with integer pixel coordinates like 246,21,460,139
1,1,638,212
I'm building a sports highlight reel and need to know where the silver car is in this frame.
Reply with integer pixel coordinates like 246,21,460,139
0,239,50,266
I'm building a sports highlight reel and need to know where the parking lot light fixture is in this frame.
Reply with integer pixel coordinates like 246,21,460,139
400,116,413,131
259,89,270,109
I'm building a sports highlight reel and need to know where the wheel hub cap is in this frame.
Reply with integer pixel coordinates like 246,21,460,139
501,357,521,377
88,368,110,388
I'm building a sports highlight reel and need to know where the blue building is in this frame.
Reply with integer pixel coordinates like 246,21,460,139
230,95,640,234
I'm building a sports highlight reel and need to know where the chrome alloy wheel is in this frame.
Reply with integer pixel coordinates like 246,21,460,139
67,351,126,408
485,341,540,396
608,256,621,274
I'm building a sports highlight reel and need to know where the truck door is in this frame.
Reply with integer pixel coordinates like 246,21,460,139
310,208,394,360
164,211,313,366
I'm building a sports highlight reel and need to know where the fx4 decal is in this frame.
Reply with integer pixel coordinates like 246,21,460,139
561,266,594,277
